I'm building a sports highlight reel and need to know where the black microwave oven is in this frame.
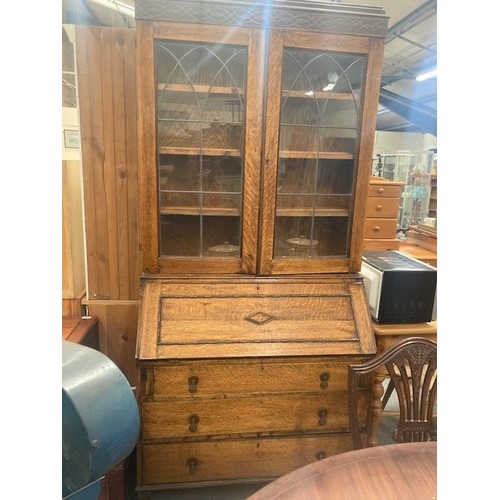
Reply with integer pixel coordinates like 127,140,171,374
360,250,437,324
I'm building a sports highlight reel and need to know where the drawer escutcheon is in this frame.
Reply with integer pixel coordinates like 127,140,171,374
188,414,200,432
188,376,199,393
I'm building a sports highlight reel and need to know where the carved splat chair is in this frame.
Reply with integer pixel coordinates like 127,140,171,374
348,337,437,449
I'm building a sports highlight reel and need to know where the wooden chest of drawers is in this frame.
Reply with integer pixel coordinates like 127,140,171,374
135,277,375,492
363,177,405,251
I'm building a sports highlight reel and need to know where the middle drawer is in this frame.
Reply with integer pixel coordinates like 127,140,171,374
141,392,348,440
365,197,400,218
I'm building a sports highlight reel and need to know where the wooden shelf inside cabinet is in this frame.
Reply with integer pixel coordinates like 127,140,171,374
276,208,349,217
161,207,349,217
158,83,244,95
158,147,241,157
160,206,240,216
280,151,354,160
282,90,353,100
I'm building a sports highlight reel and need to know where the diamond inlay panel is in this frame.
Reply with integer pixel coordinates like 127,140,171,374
245,311,276,326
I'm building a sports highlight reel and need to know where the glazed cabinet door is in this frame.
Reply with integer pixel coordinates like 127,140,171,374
137,22,265,274
259,30,384,274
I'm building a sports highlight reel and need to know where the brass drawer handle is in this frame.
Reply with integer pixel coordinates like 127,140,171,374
318,408,328,426
188,376,199,393
187,457,199,474
316,451,327,460
188,414,199,432
377,187,385,194
319,372,330,390
375,204,383,211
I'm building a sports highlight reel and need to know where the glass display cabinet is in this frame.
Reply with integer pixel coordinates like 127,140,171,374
372,153,397,180
134,0,388,494
400,171,432,229
391,150,435,229
137,1,388,276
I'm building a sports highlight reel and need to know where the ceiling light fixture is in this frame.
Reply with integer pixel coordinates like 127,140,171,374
415,68,437,81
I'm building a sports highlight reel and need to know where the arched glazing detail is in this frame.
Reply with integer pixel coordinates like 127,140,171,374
155,41,247,258
274,48,367,259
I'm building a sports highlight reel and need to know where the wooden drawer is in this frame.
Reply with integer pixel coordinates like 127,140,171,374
363,239,401,251
147,359,352,397
365,197,400,218
140,434,353,485
363,218,397,239
367,184,403,198
141,392,348,440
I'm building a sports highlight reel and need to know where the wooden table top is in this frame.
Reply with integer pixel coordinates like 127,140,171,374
62,315,99,348
398,242,437,266
372,320,437,337
248,442,437,500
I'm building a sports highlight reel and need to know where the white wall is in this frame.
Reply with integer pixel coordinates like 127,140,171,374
373,130,437,156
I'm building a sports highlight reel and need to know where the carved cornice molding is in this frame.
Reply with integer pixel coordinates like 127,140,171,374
135,0,388,37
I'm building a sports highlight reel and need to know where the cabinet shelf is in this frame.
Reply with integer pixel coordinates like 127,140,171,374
158,147,354,160
276,208,349,217
282,90,353,100
158,83,244,95
160,207,349,217
158,147,241,157
160,206,240,216
157,84,353,102
280,151,354,160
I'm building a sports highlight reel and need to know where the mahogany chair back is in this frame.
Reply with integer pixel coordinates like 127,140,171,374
348,336,437,449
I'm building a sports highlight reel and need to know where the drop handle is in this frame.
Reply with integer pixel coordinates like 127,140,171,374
188,414,199,432
319,372,330,390
187,457,199,474
188,376,199,393
318,408,328,426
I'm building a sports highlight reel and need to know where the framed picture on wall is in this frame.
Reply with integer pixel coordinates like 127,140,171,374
64,129,80,149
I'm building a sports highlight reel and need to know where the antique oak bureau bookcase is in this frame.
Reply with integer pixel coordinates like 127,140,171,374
134,0,388,494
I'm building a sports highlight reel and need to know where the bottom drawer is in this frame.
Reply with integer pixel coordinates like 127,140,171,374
363,218,397,239
139,433,352,486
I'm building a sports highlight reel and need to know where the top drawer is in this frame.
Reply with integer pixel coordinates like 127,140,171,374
145,358,358,398
368,183,403,198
